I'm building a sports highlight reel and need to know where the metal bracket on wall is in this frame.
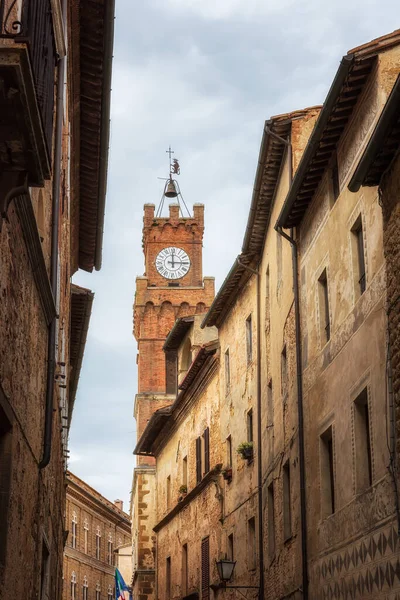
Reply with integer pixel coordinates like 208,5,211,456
0,170,28,229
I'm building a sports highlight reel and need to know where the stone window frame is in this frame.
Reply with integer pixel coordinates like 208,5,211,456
95,526,101,560
71,572,77,600
314,255,332,351
83,518,89,554
82,576,88,600
350,370,374,497
347,200,368,307
71,511,77,549
107,585,113,600
95,582,101,600
107,532,114,566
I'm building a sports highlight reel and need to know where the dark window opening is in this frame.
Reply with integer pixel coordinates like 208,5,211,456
332,155,340,202
267,483,275,558
318,269,330,343
283,460,292,541
247,409,253,443
166,557,171,600
320,426,335,517
354,387,373,492
246,315,253,364
352,216,366,296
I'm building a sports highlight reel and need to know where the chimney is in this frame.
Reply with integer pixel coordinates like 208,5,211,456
114,499,123,511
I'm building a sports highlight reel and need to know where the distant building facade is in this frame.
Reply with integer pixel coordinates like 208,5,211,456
63,473,131,600
133,29,400,600
0,1,114,599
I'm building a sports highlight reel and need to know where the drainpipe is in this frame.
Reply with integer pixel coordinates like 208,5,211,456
236,258,263,600
39,0,66,469
275,142,308,599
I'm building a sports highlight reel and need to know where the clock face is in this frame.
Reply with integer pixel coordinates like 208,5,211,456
155,247,191,280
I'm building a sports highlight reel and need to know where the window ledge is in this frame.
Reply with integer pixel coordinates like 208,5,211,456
154,465,222,532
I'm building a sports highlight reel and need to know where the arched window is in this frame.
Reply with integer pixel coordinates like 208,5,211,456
95,582,101,600
96,526,101,560
82,576,88,600
83,518,89,554
107,585,113,600
71,572,77,600
71,512,77,549
107,532,114,565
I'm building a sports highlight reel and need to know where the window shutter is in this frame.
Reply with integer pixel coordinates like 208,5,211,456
204,427,210,474
201,537,210,600
165,350,177,394
196,437,202,484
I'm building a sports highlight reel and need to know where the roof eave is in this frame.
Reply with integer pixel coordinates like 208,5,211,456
348,73,400,192
276,54,354,230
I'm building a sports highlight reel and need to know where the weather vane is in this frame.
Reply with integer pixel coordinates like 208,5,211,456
156,146,191,218
166,145,181,177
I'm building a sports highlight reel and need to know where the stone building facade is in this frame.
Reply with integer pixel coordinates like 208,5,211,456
133,28,400,600
131,203,215,600
63,472,131,600
0,2,114,599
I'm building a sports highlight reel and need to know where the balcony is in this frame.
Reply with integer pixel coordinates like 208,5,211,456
0,0,57,188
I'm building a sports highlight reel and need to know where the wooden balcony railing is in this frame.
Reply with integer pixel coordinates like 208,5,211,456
0,0,56,157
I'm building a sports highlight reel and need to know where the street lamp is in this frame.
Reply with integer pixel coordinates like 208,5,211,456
213,559,259,592
216,558,236,583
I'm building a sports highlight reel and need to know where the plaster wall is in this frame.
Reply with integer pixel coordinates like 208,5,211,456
298,52,399,598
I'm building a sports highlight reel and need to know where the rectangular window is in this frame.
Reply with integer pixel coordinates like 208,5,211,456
247,517,256,571
354,388,372,492
267,483,275,558
283,460,292,541
226,435,232,468
228,533,234,561
182,544,188,596
265,266,270,327
247,409,253,443
183,456,188,487
84,527,88,554
225,349,230,394
318,269,330,343
246,315,253,364
71,519,77,549
352,215,366,297
167,476,171,510
166,556,171,600
281,345,287,399
201,538,210,600
320,426,335,517
203,427,210,475
331,155,340,203
165,350,178,395
96,533,101,560
196,437,202,484
267,380,274,458
107,540,113,565
0,397,12,566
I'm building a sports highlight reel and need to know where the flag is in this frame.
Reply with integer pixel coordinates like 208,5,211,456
115,568,128,600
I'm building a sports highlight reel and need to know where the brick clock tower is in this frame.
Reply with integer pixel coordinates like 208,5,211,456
131,196,214,600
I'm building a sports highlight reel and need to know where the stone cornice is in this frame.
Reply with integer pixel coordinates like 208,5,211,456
153,466,221,533
67,485,130,531
64,547,115,574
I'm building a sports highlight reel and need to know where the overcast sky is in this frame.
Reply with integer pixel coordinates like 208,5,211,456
69,0,399,510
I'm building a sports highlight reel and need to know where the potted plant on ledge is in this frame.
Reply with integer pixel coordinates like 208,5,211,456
221,466,233,482
237,441,253,461
178,485,187,502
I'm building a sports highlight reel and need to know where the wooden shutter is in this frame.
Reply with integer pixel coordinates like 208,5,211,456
165,350,177,394
201,537,210,600
196,437,202,484
204,427,210,474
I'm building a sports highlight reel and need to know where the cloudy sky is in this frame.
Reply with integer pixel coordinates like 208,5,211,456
70,0,399,509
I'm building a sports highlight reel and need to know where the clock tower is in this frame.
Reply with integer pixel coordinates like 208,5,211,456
131,194,214,600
